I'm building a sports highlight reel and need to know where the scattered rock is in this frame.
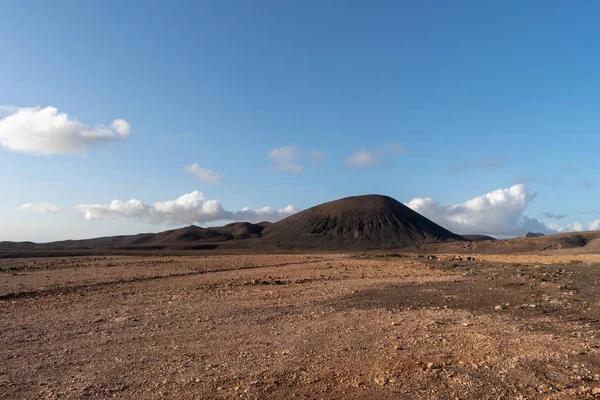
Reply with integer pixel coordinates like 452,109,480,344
426,362,441,370
374,377,388,386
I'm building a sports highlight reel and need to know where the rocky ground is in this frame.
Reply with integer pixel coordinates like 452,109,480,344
1,253,600,399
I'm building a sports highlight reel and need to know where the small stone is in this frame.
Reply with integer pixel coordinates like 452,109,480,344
495,305,503,311
529,304,537,308
592,388,600,395
374,377,387,386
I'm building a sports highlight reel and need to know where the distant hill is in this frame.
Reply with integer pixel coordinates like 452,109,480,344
2,194,599,257
0,194,464,255
421,230,600,254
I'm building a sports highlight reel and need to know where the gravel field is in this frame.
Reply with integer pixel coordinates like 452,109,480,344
1,253,600,399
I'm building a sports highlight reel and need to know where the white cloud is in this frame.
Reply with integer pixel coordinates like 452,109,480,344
235,205,299,222
110,119,131,136
0,106,130,155
77,199,148,220
549,220,600,233
406,184,551,236
76,190,298,225
571,222,585,232
267,146,326,171
18,202,61,214
268,146,302,173
344,150,381,167
184,163,224,184
344,143,404,168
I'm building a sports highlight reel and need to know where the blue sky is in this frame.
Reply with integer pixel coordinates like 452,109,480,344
1,0,599,242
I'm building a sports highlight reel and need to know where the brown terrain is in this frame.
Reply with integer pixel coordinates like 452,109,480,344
2,195,600,399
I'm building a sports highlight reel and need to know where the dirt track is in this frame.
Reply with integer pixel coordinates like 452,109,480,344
1,254,600,399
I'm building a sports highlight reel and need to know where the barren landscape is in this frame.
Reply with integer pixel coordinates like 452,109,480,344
5,1,600,398
2,252,600,399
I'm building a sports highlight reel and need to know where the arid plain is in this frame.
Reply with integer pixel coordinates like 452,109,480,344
2,252,600,399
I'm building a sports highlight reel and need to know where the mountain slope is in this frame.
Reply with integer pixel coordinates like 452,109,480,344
260,194,464,249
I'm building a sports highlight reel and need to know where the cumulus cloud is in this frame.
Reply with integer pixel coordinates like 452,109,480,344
344,143,404,168
406,184,551,236
76,191,298,225
0,106,130,155
18,202,61,214
268,146,302,173
77,199,148,221
548,220,600,233
235,205,299,222
184,163,224,184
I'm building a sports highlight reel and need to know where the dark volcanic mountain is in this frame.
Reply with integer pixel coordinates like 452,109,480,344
260,194,464,249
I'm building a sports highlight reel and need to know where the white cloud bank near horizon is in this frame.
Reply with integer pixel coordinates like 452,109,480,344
548,220,600,233
76,190,298,225
0,106,130,155
406,184,553,236
18,202,61,214
21,187,600,235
